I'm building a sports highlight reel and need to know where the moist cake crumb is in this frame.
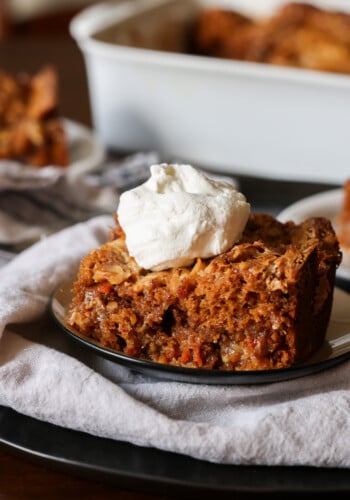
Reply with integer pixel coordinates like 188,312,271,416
66,213,341,371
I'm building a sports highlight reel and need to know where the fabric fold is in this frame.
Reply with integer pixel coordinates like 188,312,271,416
1,215,350,467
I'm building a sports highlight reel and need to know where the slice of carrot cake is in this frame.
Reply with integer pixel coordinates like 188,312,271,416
67,164,341,371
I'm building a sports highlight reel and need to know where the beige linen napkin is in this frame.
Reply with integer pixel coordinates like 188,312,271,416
1,215,350,467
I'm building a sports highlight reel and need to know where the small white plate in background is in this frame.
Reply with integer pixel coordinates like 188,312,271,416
278,189,350,280
0,118,105,190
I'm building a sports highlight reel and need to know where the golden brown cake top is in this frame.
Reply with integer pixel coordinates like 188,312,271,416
77,213,341,292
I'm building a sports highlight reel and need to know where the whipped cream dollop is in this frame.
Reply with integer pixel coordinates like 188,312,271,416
117,164,250,271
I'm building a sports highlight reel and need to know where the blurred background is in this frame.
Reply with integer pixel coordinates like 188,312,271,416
1,1,97,37
1,0,347,221
0,0,104,126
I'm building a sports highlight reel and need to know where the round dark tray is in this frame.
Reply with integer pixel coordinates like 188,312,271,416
1,405,350,498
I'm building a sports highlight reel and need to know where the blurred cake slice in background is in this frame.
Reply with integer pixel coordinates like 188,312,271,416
0,65,69,167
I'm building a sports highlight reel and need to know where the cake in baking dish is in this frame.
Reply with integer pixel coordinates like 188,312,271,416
66,212,341,371
191,2,350,74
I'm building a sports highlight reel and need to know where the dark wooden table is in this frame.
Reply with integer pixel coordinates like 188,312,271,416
0,32,174,500
0,448,168,499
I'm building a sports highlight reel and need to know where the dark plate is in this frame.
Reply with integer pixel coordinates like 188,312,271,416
50,280,350,385
1,404,350,497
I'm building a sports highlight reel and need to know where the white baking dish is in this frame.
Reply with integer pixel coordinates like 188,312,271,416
70,0,350,184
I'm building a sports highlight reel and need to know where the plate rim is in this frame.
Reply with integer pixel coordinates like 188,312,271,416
277,188,350,280
277,188,343,222
50,279,350,385
0,117,105,185
2,404,350,495
62,117,105,178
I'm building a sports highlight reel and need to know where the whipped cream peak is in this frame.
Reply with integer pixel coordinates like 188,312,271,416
117,164,250,271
